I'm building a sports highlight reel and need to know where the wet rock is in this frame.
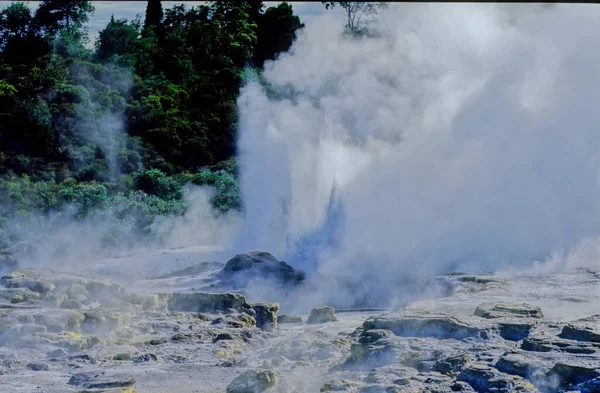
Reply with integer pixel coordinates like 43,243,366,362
218,251,305,288
226,369,279,393
278,314,302,324
363,311,483,340
68,372,136,389
165,292,249,313
252,302,279,331
27,362,49,371
307,306,337,324
474,302,543,319
457,364,539,392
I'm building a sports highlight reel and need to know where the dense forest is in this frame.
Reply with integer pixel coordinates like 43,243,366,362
0,0,304,250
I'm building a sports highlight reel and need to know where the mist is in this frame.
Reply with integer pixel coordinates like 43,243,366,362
235,3,600,308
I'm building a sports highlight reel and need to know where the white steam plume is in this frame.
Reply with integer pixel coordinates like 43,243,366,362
236,3,600,308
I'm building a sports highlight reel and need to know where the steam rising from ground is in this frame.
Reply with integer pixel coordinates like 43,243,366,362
236,4,600,308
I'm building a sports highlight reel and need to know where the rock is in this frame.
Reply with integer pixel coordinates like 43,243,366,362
474,302,544,319
498,321,536,341
110,353,131,361
363,311,483,340
226,369,278,393
0,270,55,296
307,306,337,324
278,314,302,324
214,332,238,342
132,354,157,363
252,302,279,331
33,309,85,332
0,287,41,304
433,352,472,374
431,273,505,297
165,292,249,313
321,379,363,391
457,364,539,392
546,361,600,387
19,323,47,335
560,319,600,342
218,251,305,288
68,372,136,389
364,364,418,385
494,352,549,379
153,261,224,279
521,336,600,354
358,329,394,345
27,362,49,371
66,283,91,304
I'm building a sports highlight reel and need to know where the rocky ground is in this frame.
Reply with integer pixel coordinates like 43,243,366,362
1,250,600,392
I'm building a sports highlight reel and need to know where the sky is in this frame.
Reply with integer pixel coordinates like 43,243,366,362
0,1,329,45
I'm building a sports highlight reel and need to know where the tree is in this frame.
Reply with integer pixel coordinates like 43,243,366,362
253,2,304,67
0,2,32,50
144,0,163,30
322,2,386,35
95,15,141,67
33,0,94,37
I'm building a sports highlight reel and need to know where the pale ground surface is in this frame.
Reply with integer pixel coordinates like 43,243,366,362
3,246,600,392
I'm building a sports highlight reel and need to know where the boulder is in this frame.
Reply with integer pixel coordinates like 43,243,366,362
521,336,600,354
363,311,483,340
560,317,600,342
252,302,279,331
68,372,136,389
218,251,305,288
498,321,536,341
27,362,49,371
457,364,539,392
165,292,249,313
1,270,55,296
307,306,337,324
226,369,278,393
33,309,85,332
474,302,544,319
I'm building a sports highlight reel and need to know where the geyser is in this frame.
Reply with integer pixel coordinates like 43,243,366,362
236,3,600,308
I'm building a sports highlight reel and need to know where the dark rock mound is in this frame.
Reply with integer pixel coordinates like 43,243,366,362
217,251,305,288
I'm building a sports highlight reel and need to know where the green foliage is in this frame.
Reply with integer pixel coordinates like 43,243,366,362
182,168,241,213
254,2,304,67
0,0,304,249
134,168,182,201
321,2,386,35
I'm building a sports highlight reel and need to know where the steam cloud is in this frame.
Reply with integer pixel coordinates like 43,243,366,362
235,3,600,309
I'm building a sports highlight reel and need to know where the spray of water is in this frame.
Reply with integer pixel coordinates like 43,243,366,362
235,3,600,309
